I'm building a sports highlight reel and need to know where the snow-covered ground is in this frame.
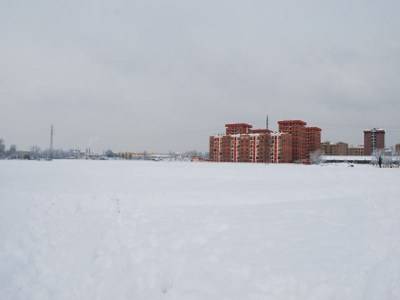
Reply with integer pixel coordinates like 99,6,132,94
1,160,400,300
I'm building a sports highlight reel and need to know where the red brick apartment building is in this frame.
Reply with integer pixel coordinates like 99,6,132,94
210,120,320,163
306,127,322,155
364,128,385,155
209,124,271,163
278,120,321,162
209,134,270,163
270,132,292,163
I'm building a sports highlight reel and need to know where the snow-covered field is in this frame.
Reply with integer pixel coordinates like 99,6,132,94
1,160,400,300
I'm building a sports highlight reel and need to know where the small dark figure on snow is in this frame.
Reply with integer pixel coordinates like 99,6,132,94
378,156,383,168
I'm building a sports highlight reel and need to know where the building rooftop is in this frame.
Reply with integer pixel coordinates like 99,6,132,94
278,120,307,125
306,126,322,131
225,123,253,128
250,129,272,134
363,128,385,132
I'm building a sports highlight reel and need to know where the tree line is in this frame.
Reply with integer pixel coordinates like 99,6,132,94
0,139,17,158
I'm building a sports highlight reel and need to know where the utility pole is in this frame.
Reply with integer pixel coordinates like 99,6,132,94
49,124,54,160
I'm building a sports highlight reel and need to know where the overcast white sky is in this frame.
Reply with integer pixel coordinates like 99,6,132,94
1,0,400,152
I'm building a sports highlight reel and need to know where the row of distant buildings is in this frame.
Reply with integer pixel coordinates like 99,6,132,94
209,121,400,164
209,120,321,163
322,128,392,156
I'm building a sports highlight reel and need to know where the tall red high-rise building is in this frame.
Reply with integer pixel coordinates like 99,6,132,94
278,120,306,162
306,127,322,155
278,120,321,162
364,128,385,155
395,144,400,155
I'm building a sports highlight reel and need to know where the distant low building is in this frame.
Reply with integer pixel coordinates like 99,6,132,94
321,142,348,155
191,156,206,162
321,142,364,156
348,146,364,156
320,155,374,164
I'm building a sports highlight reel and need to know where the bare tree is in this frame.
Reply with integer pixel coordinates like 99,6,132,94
0,139,5,157
310,149,322,164
8,144,17,158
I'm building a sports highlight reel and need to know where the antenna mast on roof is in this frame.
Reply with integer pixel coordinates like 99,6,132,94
266,115,269,130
